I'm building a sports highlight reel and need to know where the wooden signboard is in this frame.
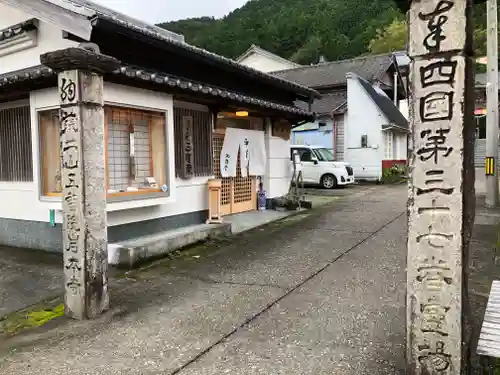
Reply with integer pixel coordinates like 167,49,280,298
180,115,194,179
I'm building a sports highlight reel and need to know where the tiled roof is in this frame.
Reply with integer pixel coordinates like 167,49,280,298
236,44,301,68
0,65,313,120
54,0,319,99
295,89,347,115
271,54,395,89
351,73,408,129
0,18,37,42
63,0,185,42
115,66,313,118
0,65,54,84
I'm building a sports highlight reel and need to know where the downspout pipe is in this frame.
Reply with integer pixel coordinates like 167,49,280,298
394,71,398,106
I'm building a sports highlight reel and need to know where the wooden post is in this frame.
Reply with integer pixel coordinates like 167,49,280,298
206,178,223,224
407,0,475,373
41,45,120,320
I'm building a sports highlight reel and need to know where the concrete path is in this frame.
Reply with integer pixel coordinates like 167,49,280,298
0,185,407,374
0,246,62,317
0,190,339,317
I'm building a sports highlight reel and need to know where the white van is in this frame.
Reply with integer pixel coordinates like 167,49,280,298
290,145,355,189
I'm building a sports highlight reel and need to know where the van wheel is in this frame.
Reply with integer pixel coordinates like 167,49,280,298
320,174,337,189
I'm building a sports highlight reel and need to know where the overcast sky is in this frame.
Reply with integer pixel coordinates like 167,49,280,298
93,0,249,24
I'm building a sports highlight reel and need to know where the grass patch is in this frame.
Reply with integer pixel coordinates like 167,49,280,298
493,358,500,375
382,164,408,184
0,302,64,337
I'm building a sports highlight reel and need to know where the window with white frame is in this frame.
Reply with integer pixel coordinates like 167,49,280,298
384,131,394,160
0,106,33,182
38,105,167,197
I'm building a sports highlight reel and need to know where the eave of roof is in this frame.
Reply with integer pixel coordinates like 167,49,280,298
91,17,320,100
1,0,319,101
236,44,302,68
0,18,38,42
51,0,185,42
271,53,395,89
349,73,408,129
0,65,314,121
332,101,347,115
382,124,408,133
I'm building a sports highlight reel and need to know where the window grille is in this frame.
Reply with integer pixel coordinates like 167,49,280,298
0,106,33,182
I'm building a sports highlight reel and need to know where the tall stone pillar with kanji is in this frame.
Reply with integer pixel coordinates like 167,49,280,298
41,45,120,320
406,0,475,373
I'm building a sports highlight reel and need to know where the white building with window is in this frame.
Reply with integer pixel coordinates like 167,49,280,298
236,45,301,73
272,53,408,166
344,73,408,181
0,0,318,252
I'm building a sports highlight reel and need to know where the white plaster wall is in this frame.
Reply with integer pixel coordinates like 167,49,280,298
395,133,408,160
344,77,384,180
0,3,28,28
0,83,212,226
267,136,292,198
238,52,297,73
262,120,291,198
399,99,409,120
0,4,77,75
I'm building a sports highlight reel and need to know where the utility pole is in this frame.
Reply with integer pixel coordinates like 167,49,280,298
485,0,499,207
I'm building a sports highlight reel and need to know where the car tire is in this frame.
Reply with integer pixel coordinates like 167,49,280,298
320,174,337,189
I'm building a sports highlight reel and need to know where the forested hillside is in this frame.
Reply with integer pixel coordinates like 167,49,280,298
158,0,489,65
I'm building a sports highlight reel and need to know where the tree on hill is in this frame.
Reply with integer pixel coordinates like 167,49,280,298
157,0,491,66
156,17,220,42
367,14,489,72
368,18,407,54
157,0,402,63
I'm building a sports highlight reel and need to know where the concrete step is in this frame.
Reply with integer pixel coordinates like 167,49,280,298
106,205,311,268
108,223,231,269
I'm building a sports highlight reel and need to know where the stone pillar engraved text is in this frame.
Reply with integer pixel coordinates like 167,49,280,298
58,73,85,302
407,0,469,371
41,46,120,320
58,69,109,319
409,0,466,56
408,54,465,375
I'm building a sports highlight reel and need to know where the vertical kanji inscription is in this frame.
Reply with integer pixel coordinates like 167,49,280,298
407,0,472,372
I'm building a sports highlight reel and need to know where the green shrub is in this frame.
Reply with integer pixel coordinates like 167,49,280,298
382,163,407,184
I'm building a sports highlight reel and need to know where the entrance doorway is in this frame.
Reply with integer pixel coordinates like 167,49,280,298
213,113,264,215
